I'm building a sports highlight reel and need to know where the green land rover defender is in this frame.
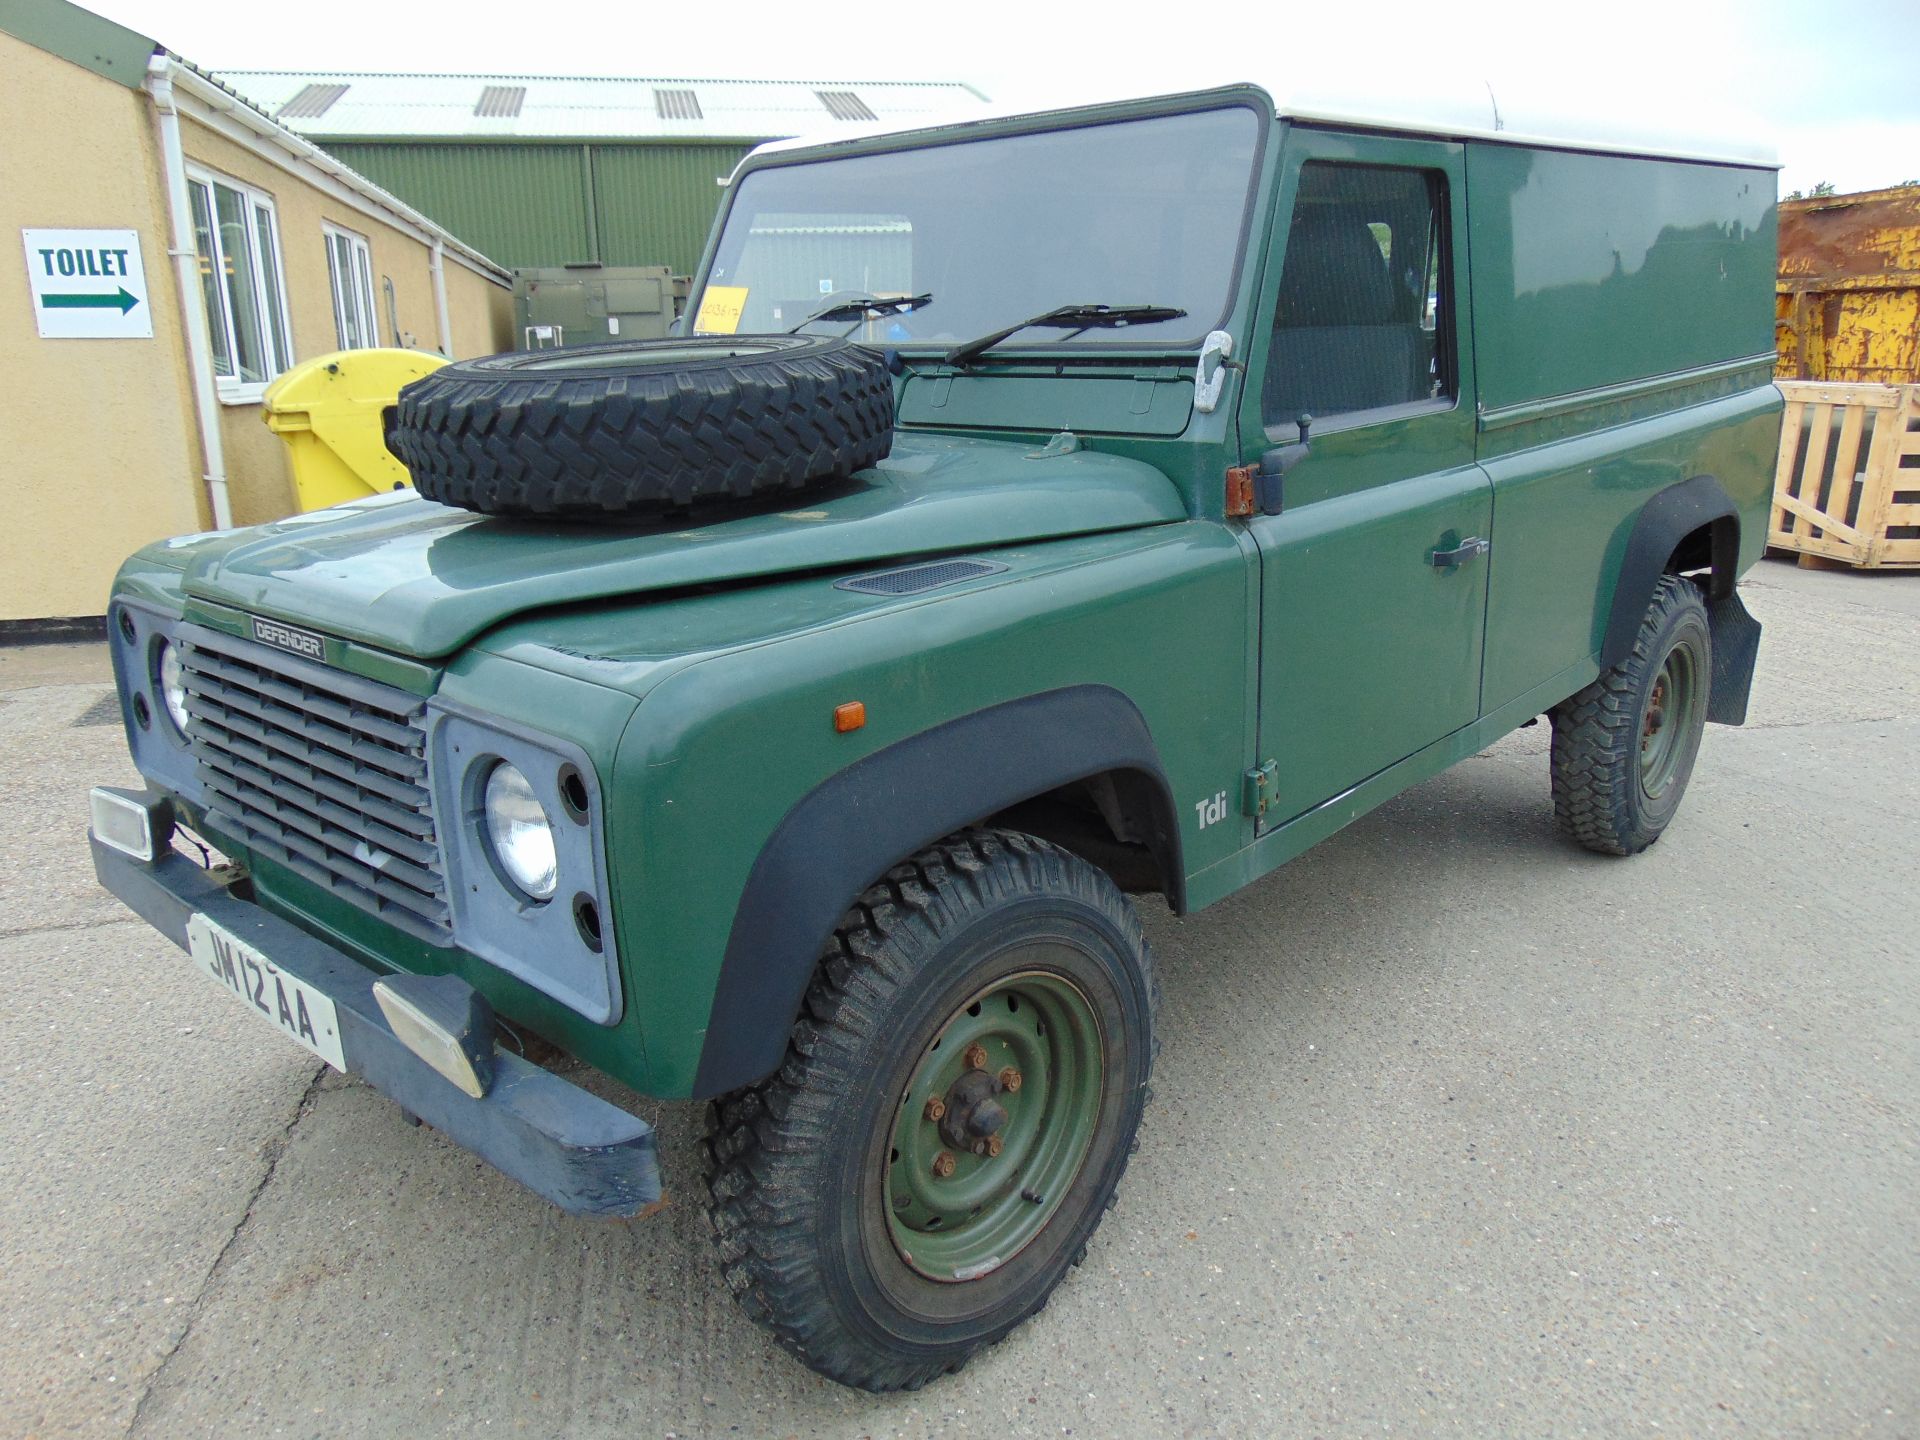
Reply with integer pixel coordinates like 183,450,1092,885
89,84,1781,1390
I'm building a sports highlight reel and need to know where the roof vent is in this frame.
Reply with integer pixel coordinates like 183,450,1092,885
277,83,349,120
834,559,1007,596
654,87,702,120
816,89,877,123
474,85,527,118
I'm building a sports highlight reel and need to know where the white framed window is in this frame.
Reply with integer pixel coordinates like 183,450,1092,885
324,224,380,351
185,166,294,403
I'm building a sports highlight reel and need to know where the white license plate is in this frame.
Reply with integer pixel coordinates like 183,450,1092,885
186,913,346,1071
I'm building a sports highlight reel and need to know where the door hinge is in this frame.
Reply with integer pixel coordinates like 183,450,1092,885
1225,464,1256,519
1241,760,1279,819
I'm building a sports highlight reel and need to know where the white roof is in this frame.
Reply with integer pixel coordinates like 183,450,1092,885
750,78,1780,170
214,71,992,142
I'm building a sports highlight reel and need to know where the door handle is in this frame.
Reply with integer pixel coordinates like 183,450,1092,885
1430,536,1490,568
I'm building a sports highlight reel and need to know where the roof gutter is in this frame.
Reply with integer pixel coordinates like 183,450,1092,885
144,53,232,531
162,60,511,284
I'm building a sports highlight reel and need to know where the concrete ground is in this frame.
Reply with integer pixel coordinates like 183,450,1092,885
1,558,1914,1440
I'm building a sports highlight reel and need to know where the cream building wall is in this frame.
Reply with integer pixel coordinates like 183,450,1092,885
0,28,209,620
0,26,512,621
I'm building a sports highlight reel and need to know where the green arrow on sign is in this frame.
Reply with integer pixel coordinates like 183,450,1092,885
43,287,140,315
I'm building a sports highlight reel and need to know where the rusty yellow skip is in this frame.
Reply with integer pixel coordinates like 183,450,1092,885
262,348,448,511
1768,185,1920,570
1775,184,1920,385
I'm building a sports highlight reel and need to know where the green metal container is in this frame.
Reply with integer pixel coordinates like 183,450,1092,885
510,264,685,348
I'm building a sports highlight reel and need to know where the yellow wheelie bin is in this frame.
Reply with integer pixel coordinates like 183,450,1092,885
262,348,448,511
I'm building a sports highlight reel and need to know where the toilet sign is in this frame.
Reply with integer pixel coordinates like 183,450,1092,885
22,229,152,338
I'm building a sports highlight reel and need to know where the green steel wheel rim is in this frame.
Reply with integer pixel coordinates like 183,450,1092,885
1639,639,1703,801
883,966,1105,1283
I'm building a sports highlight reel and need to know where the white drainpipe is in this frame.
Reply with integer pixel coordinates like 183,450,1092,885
145,53,233,530
430,236,453,356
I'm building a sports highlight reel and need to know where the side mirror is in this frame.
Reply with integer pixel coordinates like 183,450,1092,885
1254,414,1313,515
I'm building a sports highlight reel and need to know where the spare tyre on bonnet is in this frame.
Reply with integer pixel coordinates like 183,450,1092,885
388,335,895,520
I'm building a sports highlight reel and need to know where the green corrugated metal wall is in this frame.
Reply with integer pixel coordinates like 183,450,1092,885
589,145,753,269
322,141,755,272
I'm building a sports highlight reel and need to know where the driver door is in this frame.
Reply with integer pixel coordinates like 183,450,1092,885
1240,130,1491,827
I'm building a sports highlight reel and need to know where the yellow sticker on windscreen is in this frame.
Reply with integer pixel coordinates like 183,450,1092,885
694,285,748,335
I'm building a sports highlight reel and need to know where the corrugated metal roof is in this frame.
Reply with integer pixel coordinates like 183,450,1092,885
214,72,990,141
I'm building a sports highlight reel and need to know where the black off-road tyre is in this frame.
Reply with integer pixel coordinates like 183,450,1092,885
389,335,893,520
1550,575,1713,855
702,829,1159,1392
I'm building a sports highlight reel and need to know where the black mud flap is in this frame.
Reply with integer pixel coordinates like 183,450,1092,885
1706,589,1762,726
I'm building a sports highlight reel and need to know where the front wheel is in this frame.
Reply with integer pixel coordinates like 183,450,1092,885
702,829,1157,1391
1550,574,1712,855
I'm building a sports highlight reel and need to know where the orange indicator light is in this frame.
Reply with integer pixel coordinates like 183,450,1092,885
833,701,866,733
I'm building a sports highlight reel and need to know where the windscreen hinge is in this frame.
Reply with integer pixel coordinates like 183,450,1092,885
1193,329,1233,413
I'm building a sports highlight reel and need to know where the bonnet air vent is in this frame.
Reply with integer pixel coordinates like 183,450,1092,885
816,89,878,122
834,559,1008,596
277,83,350,120
474,85,527,118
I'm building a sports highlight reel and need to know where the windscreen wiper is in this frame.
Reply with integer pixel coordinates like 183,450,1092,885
943,303,1188,368
788,292,933,333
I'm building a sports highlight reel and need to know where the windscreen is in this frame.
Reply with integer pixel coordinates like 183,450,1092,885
693,106,1262,350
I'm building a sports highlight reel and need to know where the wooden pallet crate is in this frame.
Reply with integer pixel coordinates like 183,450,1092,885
1769,380,1920,569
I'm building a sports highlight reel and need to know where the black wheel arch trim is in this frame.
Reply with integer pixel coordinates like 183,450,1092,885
691,685,1183,1098
1602,474,1740,672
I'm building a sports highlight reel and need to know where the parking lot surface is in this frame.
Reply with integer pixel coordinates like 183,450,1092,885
2,558,1914,1439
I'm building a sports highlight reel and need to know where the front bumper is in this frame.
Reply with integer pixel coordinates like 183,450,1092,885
90,834,660,1219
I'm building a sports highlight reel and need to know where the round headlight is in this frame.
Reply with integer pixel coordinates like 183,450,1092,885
157,641,190,734
482,762,557,900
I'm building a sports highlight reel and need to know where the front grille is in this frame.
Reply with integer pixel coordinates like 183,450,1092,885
179,625,450,943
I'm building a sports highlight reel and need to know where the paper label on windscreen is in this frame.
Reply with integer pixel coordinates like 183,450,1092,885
694,285,748,334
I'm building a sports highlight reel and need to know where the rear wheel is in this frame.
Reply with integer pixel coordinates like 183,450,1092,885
1550,575,1712,855
702,829,1157,1391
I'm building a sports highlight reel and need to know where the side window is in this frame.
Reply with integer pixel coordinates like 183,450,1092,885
1264,163,1450,431
324,225,380,350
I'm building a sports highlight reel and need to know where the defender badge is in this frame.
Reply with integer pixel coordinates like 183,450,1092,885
249,615,326,662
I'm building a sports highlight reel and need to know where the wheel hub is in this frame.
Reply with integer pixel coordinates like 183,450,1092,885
882,966,1105,1283
937,1066,1011,1152
1638,643,1703,801
1643,675,1669,748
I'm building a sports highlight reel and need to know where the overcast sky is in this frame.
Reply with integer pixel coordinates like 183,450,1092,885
89,0,1920,196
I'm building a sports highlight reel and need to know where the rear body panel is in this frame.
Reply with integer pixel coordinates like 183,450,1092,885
1463,141,1781,710
1464,144,1777,409
1479,382,1781,713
